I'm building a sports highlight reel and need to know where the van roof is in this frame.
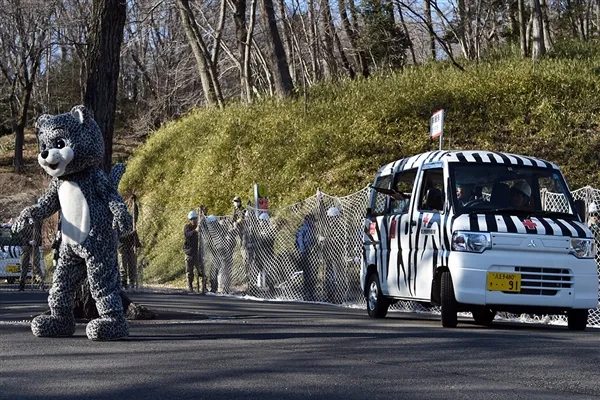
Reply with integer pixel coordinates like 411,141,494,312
377,150,559,177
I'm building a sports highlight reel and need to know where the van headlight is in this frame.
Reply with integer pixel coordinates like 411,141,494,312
452,231,492,253
570,238,595,259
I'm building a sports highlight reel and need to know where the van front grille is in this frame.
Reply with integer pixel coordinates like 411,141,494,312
503,267,572,296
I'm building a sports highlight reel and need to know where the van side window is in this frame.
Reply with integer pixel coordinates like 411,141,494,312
418,168,445,212
391,169,417,214
370,175,392,215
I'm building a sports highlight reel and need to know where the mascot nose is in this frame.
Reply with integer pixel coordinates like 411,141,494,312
40,150,49,159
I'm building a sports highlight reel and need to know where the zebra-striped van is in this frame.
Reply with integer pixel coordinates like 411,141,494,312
362,150,598,330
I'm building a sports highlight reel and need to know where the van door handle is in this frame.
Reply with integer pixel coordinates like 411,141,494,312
410,220,417,227
364,240,380,246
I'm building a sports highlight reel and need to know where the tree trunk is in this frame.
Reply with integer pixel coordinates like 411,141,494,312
177,0,221,108
233,0,249,102
397,3,417,65
530,0,546,60
333,30,355,79
518,0,529,57
337,0,369,76
540,0,553,51
307,0,319,82
13,82,34,173
275,0,296,84
319,0,338,80
84,0,127,174
425,0,436,60
260,0,294,97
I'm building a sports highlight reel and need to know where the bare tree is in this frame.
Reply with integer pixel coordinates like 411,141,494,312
319,0,338,79
530,0,546,59
424,0,436,60
518,0,529,56
177,0,223,107
260,0,294,97
0,0,53,173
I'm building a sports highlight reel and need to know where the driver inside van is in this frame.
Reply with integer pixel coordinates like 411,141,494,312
510,181,532,210
456,183,474,206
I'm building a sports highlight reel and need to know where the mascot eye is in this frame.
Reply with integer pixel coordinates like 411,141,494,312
56,139,66,149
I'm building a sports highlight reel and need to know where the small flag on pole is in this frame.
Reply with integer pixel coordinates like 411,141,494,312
430,109,445,150
430,109,444,139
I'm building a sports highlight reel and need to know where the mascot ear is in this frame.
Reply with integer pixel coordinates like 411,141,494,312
35,114,52,131
70,105,92,125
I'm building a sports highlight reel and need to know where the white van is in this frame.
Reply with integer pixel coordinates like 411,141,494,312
361,150,598,330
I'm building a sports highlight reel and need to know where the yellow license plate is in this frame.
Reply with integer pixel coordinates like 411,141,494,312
6,265,19,273
487,272,521,292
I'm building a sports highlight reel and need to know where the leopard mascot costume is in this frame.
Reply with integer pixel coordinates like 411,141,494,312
12,105,133,341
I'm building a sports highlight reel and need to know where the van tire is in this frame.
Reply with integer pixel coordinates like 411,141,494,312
366,273,389,318
567,309,588,331
441,271,458,328
472,307,496,326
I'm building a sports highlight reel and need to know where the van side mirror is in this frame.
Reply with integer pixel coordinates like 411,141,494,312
574,199,586,222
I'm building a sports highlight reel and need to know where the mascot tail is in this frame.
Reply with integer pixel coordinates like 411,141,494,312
109,163,126,191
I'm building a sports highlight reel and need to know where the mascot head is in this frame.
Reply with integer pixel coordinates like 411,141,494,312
35,105,104,177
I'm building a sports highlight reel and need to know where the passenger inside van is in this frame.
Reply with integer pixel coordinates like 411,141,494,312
390,188,411,213
510,181,532,210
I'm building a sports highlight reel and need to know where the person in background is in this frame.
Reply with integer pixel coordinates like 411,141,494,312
18,220,44,291
296,214,317,301
119,230,141,289
184,210,201,293
232,195,246,227
587,202,600,262
322,206,346,304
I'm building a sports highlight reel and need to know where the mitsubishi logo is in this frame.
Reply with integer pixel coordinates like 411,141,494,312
527,239,537,248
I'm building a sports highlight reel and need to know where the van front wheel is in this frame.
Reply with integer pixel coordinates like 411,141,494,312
441,271,458,328
567,309,588,331
366,273,389,318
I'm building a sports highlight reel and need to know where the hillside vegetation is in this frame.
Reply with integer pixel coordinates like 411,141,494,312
122,41,600,284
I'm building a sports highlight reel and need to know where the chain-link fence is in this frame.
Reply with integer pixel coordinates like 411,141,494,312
195,189,369,304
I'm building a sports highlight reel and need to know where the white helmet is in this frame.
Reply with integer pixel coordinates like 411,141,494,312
326,207,340,217
188,210,198,220
512,181,531,198
258,212,270,221
206,215,217,223
589,202,598,214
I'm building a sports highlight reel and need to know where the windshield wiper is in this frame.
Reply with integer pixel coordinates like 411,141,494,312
467,208,530,216
530,211,575,219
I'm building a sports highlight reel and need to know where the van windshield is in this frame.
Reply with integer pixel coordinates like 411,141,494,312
450,164,576,218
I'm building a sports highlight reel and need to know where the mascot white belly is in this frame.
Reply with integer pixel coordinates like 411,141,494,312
58,181,90,245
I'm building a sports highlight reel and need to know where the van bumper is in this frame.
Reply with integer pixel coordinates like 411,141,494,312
449,252,599,310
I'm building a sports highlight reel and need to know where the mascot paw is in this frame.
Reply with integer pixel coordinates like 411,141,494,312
12,207,35,235
86,315,129,341
31,314,76,337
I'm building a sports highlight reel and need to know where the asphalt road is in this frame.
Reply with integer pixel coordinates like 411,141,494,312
1,289,599,400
